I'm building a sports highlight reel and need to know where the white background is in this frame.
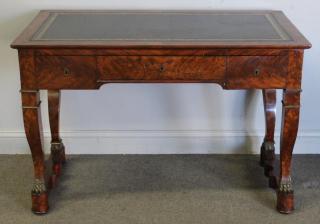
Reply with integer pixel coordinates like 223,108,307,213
0,1,319,154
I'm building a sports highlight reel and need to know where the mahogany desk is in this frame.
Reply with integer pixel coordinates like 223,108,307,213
11,10,311,214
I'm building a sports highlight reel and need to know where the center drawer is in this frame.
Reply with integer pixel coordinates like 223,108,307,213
97,56,226,81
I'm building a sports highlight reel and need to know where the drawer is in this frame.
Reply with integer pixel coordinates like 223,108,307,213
36,56,97,89
226,56,288,89
97,56,226,81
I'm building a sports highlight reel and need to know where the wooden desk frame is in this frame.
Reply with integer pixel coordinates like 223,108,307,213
11,10,311,214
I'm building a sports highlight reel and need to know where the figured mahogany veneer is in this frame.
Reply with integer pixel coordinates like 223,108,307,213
226,55,288,89
34,54,290,88
11,10,311,215
97,56,226,82
36,56,97,89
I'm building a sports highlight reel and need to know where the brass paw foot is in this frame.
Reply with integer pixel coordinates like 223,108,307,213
51,140,66,165
31,179,49,214
277,177,294,214
260,141,278,189
49,140,66,188
260,141,275,170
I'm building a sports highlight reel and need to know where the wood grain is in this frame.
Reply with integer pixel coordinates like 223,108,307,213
36,56,98,89
21,91,49,214
48,90,61,142
277,89,301,214
226,55,288,89
98,56,226,81
12,10,311,215
260,89,277,189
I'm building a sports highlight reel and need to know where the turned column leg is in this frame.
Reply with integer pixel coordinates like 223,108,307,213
48,90,66,188
277,89,301,214
260,89,277,188
21,90,49,214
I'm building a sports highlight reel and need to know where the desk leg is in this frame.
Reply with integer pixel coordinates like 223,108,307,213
277,89,300,214
260,89,277,189
21,90,49,214
48,90,66,188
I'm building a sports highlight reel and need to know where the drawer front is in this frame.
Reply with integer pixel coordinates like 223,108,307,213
36,56,97,89
97,56,226,81
226,56,288,89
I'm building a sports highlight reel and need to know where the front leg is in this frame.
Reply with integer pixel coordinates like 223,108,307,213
260,89,277,188
21,90,49,214
48,90,66,188
277,89,301,214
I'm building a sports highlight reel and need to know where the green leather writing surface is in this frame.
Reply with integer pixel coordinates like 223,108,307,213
33,12,290,41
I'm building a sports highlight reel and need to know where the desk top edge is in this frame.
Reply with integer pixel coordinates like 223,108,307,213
11,10,312,49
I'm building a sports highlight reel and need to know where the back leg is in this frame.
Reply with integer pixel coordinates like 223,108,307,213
260,89,277,189
48,90,66,188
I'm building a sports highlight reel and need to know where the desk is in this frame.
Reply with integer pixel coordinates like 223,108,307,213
11,10,311,214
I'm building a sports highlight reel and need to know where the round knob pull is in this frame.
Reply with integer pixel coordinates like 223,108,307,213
63,67,71,76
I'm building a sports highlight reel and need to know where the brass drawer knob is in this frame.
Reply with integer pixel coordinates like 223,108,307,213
63,67,71,76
